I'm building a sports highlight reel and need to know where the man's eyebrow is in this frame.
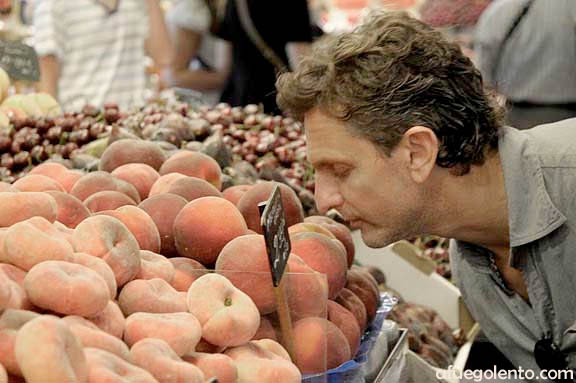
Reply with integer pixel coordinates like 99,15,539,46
311,159,352,169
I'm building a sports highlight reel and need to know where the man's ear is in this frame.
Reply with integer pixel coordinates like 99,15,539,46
400,126,439,183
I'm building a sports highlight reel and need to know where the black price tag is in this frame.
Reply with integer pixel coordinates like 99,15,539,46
259,184,291,287
0,41,40,82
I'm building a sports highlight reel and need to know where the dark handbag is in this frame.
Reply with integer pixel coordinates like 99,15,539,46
234,0,288,74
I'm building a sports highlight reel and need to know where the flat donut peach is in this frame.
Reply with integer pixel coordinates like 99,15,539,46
14,316,88,383
24,261,110,317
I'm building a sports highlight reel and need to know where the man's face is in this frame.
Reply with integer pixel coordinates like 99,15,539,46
305,108,428,248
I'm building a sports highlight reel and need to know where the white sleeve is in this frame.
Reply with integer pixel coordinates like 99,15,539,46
32,0,64,58
166,0,211,33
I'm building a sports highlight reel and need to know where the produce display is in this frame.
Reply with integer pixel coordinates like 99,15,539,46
408,236,451,279
0,99,317,215
0,139,384,383
388,302,462,369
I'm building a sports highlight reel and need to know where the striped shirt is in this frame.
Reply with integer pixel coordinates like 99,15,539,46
33,0,149,111
475,0,576,104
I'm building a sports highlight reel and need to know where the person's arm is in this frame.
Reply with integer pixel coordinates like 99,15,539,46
169,27,228,91
33,0,63,98
38,55,60,97
145,0,174,70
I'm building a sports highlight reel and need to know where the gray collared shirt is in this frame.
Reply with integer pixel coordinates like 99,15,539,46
475,0,576,104
451,119,576,382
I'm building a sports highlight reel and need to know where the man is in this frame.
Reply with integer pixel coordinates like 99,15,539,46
475,0,576,130
276,11,576,382
33,0,173,111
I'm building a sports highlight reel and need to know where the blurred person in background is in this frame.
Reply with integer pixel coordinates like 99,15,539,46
164,0,229,106
214,0,313,114
475,0,576,130
33,0,174,111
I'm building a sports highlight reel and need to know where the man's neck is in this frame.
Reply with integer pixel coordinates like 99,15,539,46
429,152,510,251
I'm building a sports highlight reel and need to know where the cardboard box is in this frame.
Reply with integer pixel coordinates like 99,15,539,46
352,231,475,334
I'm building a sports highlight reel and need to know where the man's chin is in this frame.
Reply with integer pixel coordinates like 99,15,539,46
360,229,393,249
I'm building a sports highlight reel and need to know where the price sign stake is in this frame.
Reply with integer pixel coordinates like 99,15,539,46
259,184,295,361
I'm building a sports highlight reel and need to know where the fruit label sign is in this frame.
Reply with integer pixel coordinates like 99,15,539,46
259,185,291,287
0,41,40,82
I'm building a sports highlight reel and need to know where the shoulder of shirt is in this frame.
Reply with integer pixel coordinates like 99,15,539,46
522,119,576,168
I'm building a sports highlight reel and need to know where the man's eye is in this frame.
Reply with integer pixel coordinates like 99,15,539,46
333,166,351,178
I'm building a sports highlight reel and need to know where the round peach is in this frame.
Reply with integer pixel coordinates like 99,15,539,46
164,176,222,202
73,215,141,287
124,312,202,356
138,194,188,257
215,235,276,314
168,258,207,292
187,273,260,348
99,139,167,172
292,317,351,373
252,316,278,342
45,191,91,229
148,173,187,197
237,182,304,234
288,222,336,239
12,174,64,192
336,288,367,331
286,254,329,320
29,162,81,191
222,184,253,206
59,170,84,193
327,300,361,356
71,171,140,203
0,192,57,227
174,197,247,265
290,232,348,299
111,163,160,200
159,151,222,190
304,216,355,267
84,190,137,213
346,268,380,323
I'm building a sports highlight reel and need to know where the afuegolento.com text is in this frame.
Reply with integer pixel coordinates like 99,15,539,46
436,365,574,382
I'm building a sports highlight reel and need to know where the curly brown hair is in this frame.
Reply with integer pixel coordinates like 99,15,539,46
276,11,505,175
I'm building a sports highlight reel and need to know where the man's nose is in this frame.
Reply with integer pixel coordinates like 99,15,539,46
314,175,344,215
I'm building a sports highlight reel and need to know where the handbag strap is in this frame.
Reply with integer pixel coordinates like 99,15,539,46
495,0,535,73
234,0,289,74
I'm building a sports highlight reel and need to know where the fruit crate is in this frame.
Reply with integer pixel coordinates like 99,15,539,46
302,293,400,383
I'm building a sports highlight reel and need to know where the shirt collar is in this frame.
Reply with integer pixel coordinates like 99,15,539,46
498,127,567,249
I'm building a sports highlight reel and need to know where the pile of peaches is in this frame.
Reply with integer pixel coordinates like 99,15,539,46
0,138,381,383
